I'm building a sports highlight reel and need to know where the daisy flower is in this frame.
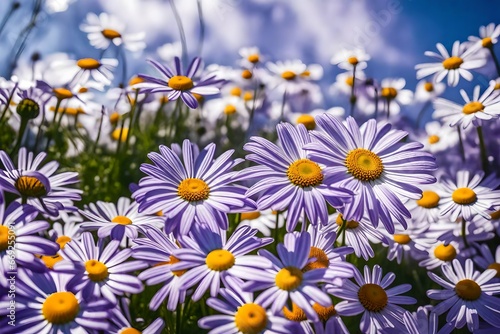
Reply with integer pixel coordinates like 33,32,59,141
329,213,387,260
439,170,500,221
0,148,82,216
379,306,449,334
132,227,187,311
417,240,472,270
48,211,83,248
170,224,272,301
0,269,113,333
468,22,500,50
427,258,500,332
381,220,428,264
239,46,262,68
80,12,146,52
330,48,371,71
109,298,164,334
414,80,446,103
79,196,164,242
238,209,285,237
474,244,500,281
306,114,437,233
45,57,118,88
265,59,311,94
327,264,416,334
405,184,444,224
378,78,413,116
433,81,500,129
288,299,349,334
417,121,459,153
157,42,183,62
199,276,297,334
0,202,59,286
287,108,345,131
238,122,353,232
242,232,332,322
133,140,251,235
415,41,486,87
135,57,222,109
55,232,146,304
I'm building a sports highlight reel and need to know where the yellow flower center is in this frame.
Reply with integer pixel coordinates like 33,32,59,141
167,255,186,277
56,236,71,249
205,249,235,271
111,128,129,142
234,303,268,334
296,114,316,130
230,87,242,97
85,259,109,282
111,215,132,225
345,76,354,87
303,247,330,272
101,28,122,39
0,225,13,252
347,57,359,65
40,254,63,270
495,83,500,90
424,82,434,92
417,190,440,208
168,76,194,91
241,212,261,221
281,71,296,81
15,175,47,197
224,104,237,115
428,135,440,144
487,263,500,278
452,187,477,205
275,266,303,291
242,69,253,79
313,303,337,322
434,244,457,261
301,70,311,77
77,58,101,70
358,283,388,312
42,292,80,324
109,111,120,124
247,54,260,64
283,303,307,322
482,37,493,48
243,91,253,101
345,148,384,182
287,159,324,188
50,106,84,116
442,56,464,70
491,210,500,220
335,214,359,229
393,234,411,244
455,279,481,301
177,178,210,202
121,328,142,334
381,87,398,99
462,101,484,114
129,76,144,86
53,88,73,100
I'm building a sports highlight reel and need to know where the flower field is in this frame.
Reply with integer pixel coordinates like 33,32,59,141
1,1,500,333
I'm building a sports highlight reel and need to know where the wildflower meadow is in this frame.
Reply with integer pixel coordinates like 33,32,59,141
1,1,500,333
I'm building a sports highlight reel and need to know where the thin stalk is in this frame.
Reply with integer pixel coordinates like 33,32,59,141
461,218,469,248
416,101,431,129
93,106,105,154
44,99,62,151
386,98,392,119
273,211,280,243
119,46,128,87
457,126,466,162
196,0,205,56
279,89,287,122
175,302,182,334
476,126,489,174
115,117,126,156
488,46,500,77
123,91,139,154
349,64,357,117
0,2,20,37
169,0,188,67
335,217,347,246
10,117,29,154
373,87,379,119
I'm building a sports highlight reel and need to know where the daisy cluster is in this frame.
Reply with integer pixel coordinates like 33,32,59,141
0,2,499,334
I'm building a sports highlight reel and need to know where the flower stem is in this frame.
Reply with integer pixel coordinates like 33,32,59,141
0,1,20,37
350,64,357,117
274,211,280,243
456,126,466,162
488,46,500,78
196,0,205,56
10,116,29,155
416,101,430,129
44,98,62,152
93,106,105,154
461,218,469,248
476,126,489,174
169,0,188,67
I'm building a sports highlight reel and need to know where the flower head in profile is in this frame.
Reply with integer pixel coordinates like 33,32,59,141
171,224,272,301
427,259,500,332
45,57,118,88
415,41,486,87
328,264,416,334
378,78,413,116
239,122,353,232
306,114,437,233
433,81,500,129
133,140,252,235
0,269,113,333
199,276,297,334
331,48,371,70
468,22,500,50
0,148,82,216
135,57,223,109
80,12,146,52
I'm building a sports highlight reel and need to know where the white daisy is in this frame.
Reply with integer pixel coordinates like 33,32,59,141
414,80,446,103
45,57,118,88
378,78,413,116
418,121,459,153
330,48,370,71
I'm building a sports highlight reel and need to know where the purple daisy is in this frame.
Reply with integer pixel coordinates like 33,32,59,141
427,259,500,332
327,264,416,334
133,139,253,235
379,306,453,334
305,114,437,234
199,276,298,334
132,226,187,311
0,269,113,333
54,232,146,304
238,122,353,232
135,57,223,109
0,147,82,217
109,298,164,334
242,231,332,322
170,223,272,301
0,202,59,287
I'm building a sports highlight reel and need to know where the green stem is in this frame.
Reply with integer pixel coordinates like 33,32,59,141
196,0,205,56
386,99,392,120
273,211,280,243
488,46,500,78
461,218,469,248
93,106,105,154
416,101,431,129
476,126,489,174
457,126,466,162
0,2,20,37
44,99,62,152
350,64,357,117
10,117,29,154
335,217,347,246
169,0,188,67
373,87,379,119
